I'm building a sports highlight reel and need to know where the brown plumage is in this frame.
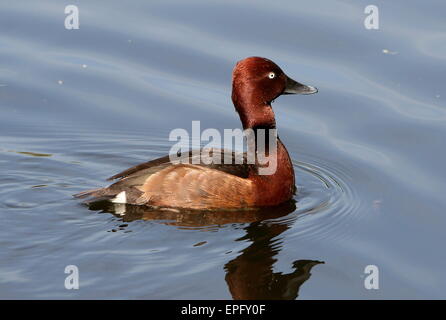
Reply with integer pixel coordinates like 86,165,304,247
74,57,317,210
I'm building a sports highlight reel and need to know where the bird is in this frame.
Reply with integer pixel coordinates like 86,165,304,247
74,57,317,210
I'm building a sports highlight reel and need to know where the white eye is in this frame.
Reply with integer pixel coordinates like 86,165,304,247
268,72,275,79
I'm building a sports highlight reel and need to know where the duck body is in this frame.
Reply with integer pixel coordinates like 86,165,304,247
75,57,317,210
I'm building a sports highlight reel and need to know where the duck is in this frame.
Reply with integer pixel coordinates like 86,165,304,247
74,57,317,210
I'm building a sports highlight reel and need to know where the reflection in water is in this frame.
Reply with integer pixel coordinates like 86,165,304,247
225,221,323,300
88,200,324,299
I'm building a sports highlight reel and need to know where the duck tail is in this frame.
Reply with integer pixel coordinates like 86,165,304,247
73,187,105,199
73,187,118,204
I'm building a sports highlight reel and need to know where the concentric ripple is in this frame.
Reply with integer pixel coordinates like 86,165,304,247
263,156,365,243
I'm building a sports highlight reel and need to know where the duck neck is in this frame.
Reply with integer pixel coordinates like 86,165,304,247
232,88,277,130
250,136,295,206
232,93,295,204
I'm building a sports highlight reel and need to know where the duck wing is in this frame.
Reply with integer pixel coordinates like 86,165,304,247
75,148,257,208
107,148,255,181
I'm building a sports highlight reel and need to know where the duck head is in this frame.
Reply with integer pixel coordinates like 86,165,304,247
231,57,317,130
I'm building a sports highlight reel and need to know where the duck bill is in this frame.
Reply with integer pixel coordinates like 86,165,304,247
283,76,318,95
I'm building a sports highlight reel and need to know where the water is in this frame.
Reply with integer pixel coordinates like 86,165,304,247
0,0,445,299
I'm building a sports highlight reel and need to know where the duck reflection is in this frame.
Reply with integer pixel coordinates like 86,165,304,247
225,221,323,300
88,201,324,299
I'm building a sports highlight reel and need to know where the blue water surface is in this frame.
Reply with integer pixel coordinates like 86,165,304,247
0,0,445,299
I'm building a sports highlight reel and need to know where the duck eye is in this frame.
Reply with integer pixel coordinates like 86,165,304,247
268,72,275,79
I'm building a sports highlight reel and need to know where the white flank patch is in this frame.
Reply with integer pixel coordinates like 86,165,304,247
112,191,127,204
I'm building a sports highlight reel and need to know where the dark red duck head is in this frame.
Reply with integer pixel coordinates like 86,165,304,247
232,57,317,130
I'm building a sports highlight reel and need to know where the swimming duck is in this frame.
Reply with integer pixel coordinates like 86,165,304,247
75,57,317,210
